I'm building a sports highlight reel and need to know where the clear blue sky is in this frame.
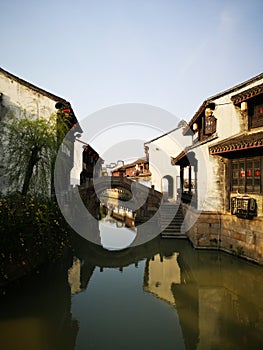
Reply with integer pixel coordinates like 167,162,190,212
1,0,263,161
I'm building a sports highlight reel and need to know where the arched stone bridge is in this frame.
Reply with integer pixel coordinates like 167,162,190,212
78,176,162,222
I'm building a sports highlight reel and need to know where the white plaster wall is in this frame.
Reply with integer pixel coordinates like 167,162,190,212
0,74,56,120
146,128,191,201
147,143,165,192
210,95,240,143
210,76,263,145
194,145,221,211
194,76,263,211
193,97,240,211
194,95,240,211
0,71,83,192
70,138,85,186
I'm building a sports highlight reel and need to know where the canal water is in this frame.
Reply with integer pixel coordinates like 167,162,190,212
1,220,263,350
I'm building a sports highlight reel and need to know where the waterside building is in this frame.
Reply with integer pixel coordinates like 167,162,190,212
172,72,263,263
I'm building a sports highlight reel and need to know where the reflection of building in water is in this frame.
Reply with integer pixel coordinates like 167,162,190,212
100,188,131,201
193,266,263,350
143,253,180,306
197,288,228,350
0,258,79,350
100,193,136,228
67,251,96,295
102,211,136,230
143,245,199,350
68,236,263,350
68,258,82,295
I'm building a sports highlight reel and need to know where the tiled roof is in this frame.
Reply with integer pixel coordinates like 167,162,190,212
0,67,68,103
231,83,263,104
184,72,263,133
112,157,147,171
144,120,187,144
209,131,263,155
183,101,207,135
171,149,196,166
0,67,83,133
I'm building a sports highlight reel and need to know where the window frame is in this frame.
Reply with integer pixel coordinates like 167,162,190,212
230,156,262,194
248,94,263,130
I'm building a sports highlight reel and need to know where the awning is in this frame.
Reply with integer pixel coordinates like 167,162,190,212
209,131,263,155
171,150,196,166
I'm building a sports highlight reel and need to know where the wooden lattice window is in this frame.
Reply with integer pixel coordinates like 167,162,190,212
231,156,262,193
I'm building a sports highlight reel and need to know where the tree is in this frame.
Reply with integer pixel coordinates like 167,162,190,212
2,111,69,196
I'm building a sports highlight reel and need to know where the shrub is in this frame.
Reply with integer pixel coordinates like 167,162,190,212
0,194,72,284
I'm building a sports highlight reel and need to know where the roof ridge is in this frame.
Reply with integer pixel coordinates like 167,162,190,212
0,67,68,103
145,121,187,144
207,72,263,102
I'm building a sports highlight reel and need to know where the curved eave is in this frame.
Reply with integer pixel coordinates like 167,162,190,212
231,83,263,105
171,149,196,166
209,132,263,156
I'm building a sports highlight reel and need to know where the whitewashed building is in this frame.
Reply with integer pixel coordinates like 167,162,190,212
144,121,191,202
172,73,263,263
0,67,82,195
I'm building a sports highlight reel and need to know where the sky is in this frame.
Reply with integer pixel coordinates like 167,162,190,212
1,0,263,163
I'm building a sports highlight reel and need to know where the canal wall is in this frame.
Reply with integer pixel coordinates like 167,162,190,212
182,203,263,264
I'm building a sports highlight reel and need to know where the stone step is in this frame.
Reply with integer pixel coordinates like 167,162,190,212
161,221,184,226
160,222,184,227
160,216,184,221
159,213,184,219
161,233,187,239
162,225,186,230
159,203,187,238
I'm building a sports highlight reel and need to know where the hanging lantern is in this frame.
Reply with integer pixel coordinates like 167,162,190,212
62,108,71,114
193,123,198,131
241,102,248,111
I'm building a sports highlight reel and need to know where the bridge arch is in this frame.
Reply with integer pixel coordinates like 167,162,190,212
79,176,161,212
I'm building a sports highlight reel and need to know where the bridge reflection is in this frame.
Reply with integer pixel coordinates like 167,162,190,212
77,176,162,224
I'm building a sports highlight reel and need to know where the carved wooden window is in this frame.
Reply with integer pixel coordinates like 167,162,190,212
231,156,262,193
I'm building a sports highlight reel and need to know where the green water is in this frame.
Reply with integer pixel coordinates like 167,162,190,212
1,226,263,350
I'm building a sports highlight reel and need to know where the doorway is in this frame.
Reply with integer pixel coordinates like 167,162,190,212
162,175,174,201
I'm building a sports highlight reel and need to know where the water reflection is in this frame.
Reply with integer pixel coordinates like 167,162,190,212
68,257,82,295
69,236,263,350
1,232,263,349
0,258,78,350
99,216,136,251
144,252,181,306
99,194,138,250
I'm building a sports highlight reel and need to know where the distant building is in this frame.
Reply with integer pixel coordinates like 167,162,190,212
111,157,151,185
79,141,104,185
